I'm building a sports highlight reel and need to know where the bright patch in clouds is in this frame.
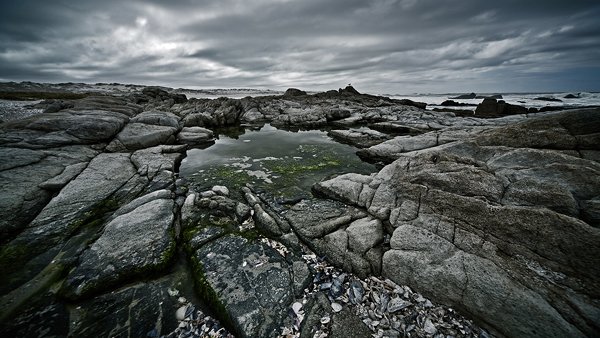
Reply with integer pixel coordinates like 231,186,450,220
0,0,599,93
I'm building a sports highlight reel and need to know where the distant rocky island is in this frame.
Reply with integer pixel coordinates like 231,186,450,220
0,82,598,338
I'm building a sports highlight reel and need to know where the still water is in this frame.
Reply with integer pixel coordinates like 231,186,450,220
179,124,376,199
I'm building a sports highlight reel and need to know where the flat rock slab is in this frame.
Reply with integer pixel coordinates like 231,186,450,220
115,123,177,150
63,194,175,299
328,129,391,148
192,234,308,338
68,279,178,337
285,199,379,277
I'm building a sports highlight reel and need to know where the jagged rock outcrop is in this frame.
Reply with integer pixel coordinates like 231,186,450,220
475,97,529,117
283,88,307,97
313,109,600,337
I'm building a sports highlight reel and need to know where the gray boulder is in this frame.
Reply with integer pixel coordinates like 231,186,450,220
62,193,175,299
111,123,177,150
130,110,180,129
177,126,214,146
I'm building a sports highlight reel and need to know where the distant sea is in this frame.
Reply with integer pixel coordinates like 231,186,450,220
390,92,600,111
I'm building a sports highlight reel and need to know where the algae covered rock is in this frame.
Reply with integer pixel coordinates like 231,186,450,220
62,192,176,299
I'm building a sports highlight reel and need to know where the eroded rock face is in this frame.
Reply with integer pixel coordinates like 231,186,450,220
314,109,600,337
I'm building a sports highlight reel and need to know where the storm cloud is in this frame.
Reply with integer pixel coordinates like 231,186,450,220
1,0,599,93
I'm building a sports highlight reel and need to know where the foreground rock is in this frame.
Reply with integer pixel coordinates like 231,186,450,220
191,234,308,338
0,95,185,335
314,109,600,337
62,191,176,299
3,85,598,338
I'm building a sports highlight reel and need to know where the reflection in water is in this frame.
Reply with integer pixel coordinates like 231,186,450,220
179,124,376,198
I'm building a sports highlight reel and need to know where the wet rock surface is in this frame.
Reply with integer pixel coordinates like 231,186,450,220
1,85,598,338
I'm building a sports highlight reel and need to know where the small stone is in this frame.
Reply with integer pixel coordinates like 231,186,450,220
330,277,344,298
292,302,303,315
320,315,331,324
200,190,216,198
331,302,343,312
212,185,230,196
349,279,365,304
424,318,437,335
175,305,187,321
387,298,412,313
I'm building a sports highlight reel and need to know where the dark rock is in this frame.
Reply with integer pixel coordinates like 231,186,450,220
325,108,351,121
171,93,188,104
142,86,170,98
181,98,244,127
395,99,427,109
475,98,528,117
339,85,360,95
451,93,476,99
42,100,75,114
440,100,477,107
283,88,307,97
0,294,69,337
69,280,178,337
564,93,580,99
190,234,308,338
329,307,372,338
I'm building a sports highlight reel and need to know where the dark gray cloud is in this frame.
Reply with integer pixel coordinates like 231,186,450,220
1,0,599,93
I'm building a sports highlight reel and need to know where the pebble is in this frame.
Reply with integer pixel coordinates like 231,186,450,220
175,306,187,321
387,298,411,313
424,318,438,335
331,302,343,312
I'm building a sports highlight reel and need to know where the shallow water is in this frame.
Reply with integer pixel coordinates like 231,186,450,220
179,124,376,199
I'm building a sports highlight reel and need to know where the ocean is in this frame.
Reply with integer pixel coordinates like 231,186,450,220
390,92,600,111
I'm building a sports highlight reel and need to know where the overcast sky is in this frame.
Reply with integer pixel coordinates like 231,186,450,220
1,0,599,94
